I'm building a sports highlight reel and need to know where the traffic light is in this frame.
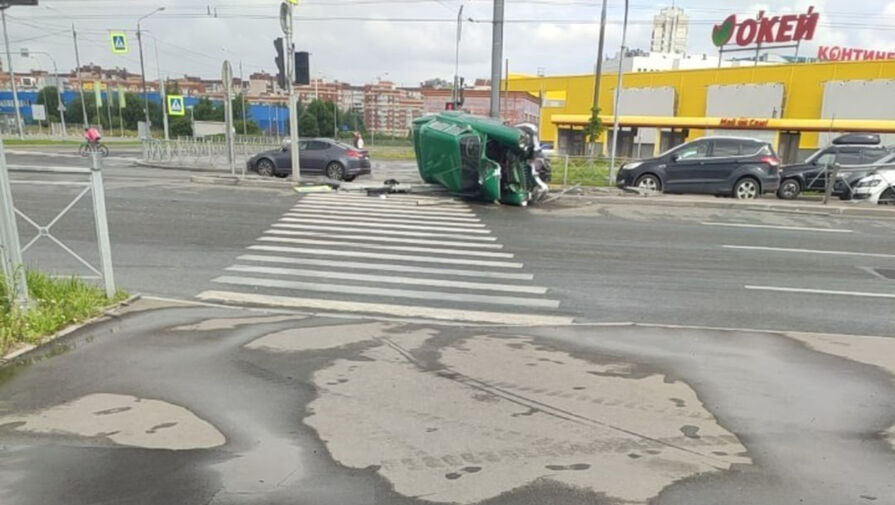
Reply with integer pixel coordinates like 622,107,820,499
294,51,309,85
273,38,286,90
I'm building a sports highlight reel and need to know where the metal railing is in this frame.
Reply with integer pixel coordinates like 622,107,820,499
0,141,116,303
816,162,895,205
548,154,636,189
141,137,285,172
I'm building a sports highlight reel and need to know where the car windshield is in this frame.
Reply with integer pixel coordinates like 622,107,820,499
4,5,895,505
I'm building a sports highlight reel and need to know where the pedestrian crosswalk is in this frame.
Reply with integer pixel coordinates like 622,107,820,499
197,193,571,325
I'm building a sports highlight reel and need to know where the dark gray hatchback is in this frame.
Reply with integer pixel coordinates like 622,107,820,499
616,137,781,199
247,138,371,181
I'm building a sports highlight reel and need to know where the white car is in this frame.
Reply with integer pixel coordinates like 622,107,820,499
852,167,895,205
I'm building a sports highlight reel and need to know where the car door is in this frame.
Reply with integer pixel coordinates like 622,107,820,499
699,139,746,192
804,150,836,190
301,141,327,172
664,139,710,192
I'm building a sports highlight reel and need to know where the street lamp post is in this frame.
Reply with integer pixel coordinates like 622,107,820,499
1,7,25,139
608,0,630,183
137,7,164,138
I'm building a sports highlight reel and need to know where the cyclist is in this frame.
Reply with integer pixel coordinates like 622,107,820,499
83,126,101,147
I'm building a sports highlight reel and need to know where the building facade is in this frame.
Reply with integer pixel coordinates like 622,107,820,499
420,88,540,126
506,60,895,161
363,81,424,137
650,7,688,54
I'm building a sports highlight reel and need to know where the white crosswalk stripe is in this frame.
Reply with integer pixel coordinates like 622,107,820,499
198,193,565,324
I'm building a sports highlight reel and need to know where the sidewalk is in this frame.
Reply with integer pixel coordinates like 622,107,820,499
551,190,895,217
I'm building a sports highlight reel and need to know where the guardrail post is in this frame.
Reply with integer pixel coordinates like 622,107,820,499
562,155,569,189
0,139,29,308
89,151,116,298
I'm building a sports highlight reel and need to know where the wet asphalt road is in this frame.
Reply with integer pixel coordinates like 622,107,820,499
0,303,893,505
1,148,894,504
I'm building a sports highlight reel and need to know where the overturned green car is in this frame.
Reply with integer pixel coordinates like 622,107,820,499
412,112,550,206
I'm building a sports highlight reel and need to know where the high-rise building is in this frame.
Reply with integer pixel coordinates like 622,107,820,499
650,6,688,54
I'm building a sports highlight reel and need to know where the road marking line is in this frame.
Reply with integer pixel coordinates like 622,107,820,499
212,275,560,308
281,215,487,232
265,229,503,249
282,211,485,227
305,194,466,206
702,222,853,233
744,285,895,299
290,206,482,223
280,217,491,234
280,217,491,235
248,245,523,268
272,223,498,241
294,201,473,216
236,254,535,280
197,290,573,326
226,264,547,294
723,245,895,259
258,235,515,258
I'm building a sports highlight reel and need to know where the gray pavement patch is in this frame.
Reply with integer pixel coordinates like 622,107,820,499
245,321,435,352
0,393,225,450
172,314,306,332
304,333,747,504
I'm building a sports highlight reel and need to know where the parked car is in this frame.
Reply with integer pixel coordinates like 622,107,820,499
540,141,556,157
246,138,371,180
615,136,781,199
851,152,895,205
776,133,890,200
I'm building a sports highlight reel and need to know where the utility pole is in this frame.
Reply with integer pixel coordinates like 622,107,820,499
283,1,300,183
72,25,89,127
239,61,247,135
452,4,463,107
608,0,630,184
2,8,24,139
592,0,608,112
137,7,165,137
153,39,168,140
488,0,504,119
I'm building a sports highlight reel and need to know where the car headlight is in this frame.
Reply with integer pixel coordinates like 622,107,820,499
856,177,882,188
621,162,642,170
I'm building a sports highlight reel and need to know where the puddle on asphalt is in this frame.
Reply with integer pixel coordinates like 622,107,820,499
173,314,305,332
303,333,749,504
0,393,225,450
244,321,435,352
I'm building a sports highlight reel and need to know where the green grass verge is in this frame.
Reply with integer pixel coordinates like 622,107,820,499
0,271,128,355
549,157,613,187
368,145,416,160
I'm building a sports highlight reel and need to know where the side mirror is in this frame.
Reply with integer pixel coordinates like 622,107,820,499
670,154,679,163
281,146,288,152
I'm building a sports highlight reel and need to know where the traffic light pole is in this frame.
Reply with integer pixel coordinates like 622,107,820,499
286,3,300,183
2,8,25,139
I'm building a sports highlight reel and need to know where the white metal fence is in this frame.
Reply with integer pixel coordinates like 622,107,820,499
141,137,285,172
0,141,116,306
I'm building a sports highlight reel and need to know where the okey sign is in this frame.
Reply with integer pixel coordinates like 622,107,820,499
712,6,818,47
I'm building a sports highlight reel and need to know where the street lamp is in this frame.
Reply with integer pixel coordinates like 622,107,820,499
137,7,164,137
25,49,67,136
608,0,630,183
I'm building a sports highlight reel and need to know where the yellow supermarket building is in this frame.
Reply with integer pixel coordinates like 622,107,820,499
506,59,895,163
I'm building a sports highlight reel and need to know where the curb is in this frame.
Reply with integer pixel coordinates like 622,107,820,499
553,194,895,218
189,174,299,188
0,294,142,363
135,159,226,173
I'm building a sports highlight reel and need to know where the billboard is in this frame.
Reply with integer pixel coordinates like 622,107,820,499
712,6,818,48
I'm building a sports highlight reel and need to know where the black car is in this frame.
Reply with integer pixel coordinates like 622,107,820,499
776,133,890,200
246,138,372,181
616,136,781,199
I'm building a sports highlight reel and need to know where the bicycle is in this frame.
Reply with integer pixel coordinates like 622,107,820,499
79,142,110,158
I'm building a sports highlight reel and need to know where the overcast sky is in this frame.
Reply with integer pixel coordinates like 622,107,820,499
3,0,894,86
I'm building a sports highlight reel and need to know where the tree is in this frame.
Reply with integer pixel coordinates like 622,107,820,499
420,77,451,89
299,112,318,137
192,97,222,121
169,116,192,138
584,106,604,150
64,92,98,126
35,86,61,122
234,120,260,135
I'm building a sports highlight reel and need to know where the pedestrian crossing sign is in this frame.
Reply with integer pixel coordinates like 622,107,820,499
110,32,128,54
167,95,185,116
